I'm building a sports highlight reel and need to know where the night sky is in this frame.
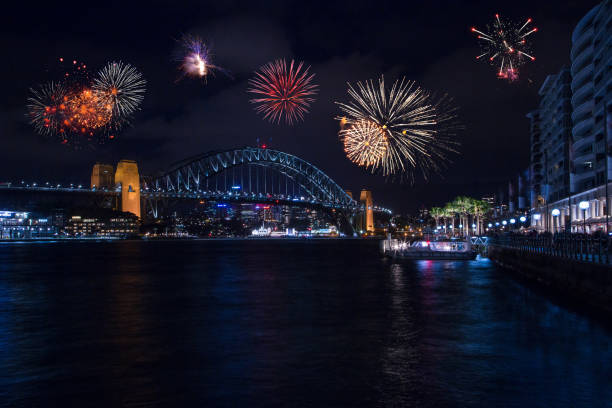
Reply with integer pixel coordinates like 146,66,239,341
0,0,601,213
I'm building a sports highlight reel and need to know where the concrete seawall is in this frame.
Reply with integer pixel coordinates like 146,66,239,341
488,245,612,314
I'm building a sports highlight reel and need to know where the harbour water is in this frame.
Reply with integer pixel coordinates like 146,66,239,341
1,240,610,407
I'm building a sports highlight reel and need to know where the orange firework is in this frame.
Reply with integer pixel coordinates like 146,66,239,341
63,88,112,133
27,58,146,146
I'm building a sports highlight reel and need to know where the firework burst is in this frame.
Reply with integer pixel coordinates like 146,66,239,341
248,59,318,125
177,36,229,82
27,82,68,136
61,88,113,139
336,75,460,181
28,59,146,146
340,120,388,168
93,61,146,121
471,14,537,81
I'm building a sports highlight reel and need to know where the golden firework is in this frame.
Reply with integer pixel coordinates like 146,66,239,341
340,120,388,168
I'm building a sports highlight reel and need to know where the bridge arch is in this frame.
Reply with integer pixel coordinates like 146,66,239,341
144,147,357,208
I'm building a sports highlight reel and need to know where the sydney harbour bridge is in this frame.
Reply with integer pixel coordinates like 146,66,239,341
0,146,391,232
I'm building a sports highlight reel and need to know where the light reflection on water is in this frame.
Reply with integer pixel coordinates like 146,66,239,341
0,240,610,407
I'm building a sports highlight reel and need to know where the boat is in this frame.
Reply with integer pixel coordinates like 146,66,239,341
380,236,477,260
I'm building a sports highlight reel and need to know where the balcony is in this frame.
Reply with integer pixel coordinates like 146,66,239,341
571,47,593,77
593,67,611,92
571,64,593,91
572,116,595,140
571,83,594,108
572,98,594,123
571,27,593,59
593,48,611,75
594,139,606,154
572,149,595,164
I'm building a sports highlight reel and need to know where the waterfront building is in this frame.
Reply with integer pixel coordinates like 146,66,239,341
530,1,611,233
0,211,57,239
104,215,139,236
64,213,138,237
65,216,105,236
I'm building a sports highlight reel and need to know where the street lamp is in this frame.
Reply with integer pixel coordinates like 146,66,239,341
579,201,589,234
510,218,516,224
519,216,527,223
502,220,507,226
488,223,493,228
552,208,560,233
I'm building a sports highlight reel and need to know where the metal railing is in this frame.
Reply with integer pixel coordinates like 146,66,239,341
490,234,611,265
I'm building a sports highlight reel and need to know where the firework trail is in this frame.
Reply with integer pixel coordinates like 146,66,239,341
27,58,146,146
471,14,537,81
336,75,460,182
93,61,146,121
248,59,318,125
177,36,229,82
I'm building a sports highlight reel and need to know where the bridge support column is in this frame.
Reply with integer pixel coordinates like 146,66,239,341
91,163,115,189
359,190,374,233
115,160,141,218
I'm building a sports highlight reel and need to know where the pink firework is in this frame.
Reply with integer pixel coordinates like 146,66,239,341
247,59,318,125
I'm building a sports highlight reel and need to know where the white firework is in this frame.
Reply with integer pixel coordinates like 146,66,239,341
336,75,459,181
93,61,146,122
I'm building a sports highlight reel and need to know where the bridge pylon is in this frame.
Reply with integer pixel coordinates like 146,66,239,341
359,190,374,233
114,160,141,218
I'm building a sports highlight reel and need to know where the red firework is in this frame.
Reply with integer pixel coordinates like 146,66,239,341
248,59,318,125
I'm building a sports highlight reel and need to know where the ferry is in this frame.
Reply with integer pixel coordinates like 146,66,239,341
380,236,477,260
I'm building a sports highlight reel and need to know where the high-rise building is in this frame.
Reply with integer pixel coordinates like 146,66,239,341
566,1,611,234
530,1,611,233
571,1,611,193
539,67,573,204
527,110,544,208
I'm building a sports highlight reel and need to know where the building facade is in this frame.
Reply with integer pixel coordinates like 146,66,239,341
527,110,544,208
0,211,57,239
531,1,611,233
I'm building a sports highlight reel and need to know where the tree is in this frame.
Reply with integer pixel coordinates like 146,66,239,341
430,207,444,229
471,199,491,235
443,202,458,235
451,196,472,237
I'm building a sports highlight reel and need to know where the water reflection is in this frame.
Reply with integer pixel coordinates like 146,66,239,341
0,241,610,407
379,263,421,406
